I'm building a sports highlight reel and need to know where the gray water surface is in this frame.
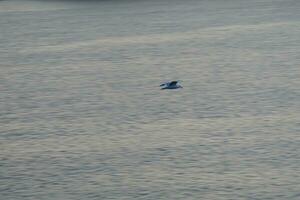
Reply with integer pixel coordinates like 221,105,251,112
1,0,300,199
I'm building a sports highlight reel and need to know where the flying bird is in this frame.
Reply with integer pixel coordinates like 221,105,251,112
160,81,182,90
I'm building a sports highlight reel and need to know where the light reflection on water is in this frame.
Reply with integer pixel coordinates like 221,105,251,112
1,0,300,199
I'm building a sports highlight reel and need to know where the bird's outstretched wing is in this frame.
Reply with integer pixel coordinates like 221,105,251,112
169,81,178,86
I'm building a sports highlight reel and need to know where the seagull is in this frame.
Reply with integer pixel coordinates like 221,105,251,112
160,81,182,90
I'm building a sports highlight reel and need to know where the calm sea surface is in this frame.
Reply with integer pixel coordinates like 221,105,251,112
1,0,300,199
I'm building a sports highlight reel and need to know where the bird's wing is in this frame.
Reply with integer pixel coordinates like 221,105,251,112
169,81,178,86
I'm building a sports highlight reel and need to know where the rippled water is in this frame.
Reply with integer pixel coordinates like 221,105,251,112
1,0,300,199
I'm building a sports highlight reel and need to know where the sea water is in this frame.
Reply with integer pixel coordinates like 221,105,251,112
1,0,300,199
